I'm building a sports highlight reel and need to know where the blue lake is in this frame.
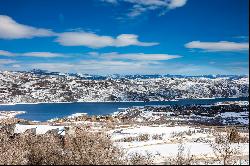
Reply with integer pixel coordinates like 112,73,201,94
0,97,248,121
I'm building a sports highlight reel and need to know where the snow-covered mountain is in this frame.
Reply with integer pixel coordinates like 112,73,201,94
0,70,248,104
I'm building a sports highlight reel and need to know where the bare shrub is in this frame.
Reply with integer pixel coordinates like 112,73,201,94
0,118,27,126
138,134,150,141
0,125,154,165
165,142,194,165
228,128,241,143
0,126,27,165
128,151,154,165
25,132,65,165
210,129,242,165
152,134,164,140
238,134,249,143
121,136,136,142
62,127,124,165
117,133,150,142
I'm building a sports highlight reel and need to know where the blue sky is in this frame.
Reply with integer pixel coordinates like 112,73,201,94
0,0,249,75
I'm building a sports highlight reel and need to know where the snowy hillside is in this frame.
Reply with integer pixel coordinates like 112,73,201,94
0,71,248,104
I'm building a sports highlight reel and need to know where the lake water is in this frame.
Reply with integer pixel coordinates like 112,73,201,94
0,97,248,121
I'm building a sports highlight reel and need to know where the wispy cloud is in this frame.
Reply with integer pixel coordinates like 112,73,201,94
22,52,65,58
233,36,249,41
29,60,147,74
0,15,55,39
0,59,17,65
0,50,15,56
55,32,158,48
0,50,65,58
1,49,181,61
5,50,183,74
23,61,236,75
12,64,21,68
185,41,249,52
168,0,187,9
92,52,181,60
101,0,188,18
101,0,118,4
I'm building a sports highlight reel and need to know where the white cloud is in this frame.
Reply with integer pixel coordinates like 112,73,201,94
55,32,158,48
168,0,187,9
101,0,118,4
55,32,113,48
101,0,188,17
0,15,55,39
185,41,249,52
30,63,75,73
0,50,15,56
22,52,65,58
0,15,159,49
0,50,65,58
88,52,100,56
115,34,158,46
12,64,21,68
26,61,233,75
1,50,180,61
127,5,148,17
96,52,181,60
124,0,168,6
233,36,249,40
31,51,181,74
29,60,146,74
80,60,141,68
0,59,17,64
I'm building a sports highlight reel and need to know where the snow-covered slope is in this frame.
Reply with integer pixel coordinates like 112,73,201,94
0,71,248,104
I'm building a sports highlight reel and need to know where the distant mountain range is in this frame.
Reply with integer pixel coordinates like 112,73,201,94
21,69,249,80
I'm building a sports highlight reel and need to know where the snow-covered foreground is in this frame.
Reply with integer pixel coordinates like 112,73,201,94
109,125,192,141
125,142,248,157
12,123,249,164
108,125,249,164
